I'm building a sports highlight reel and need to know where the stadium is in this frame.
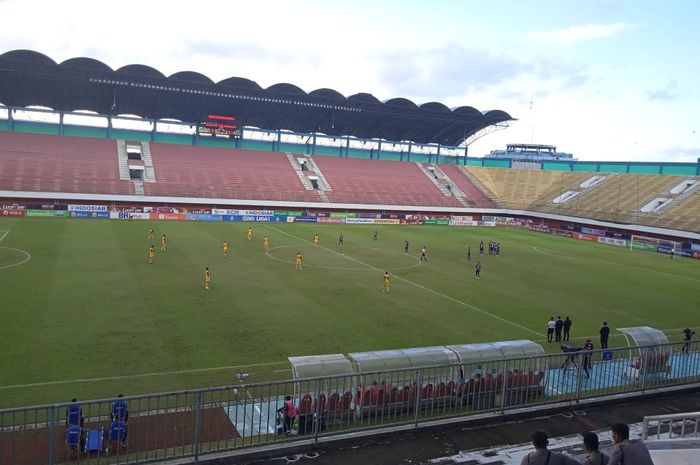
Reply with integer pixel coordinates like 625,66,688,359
0,46,698,465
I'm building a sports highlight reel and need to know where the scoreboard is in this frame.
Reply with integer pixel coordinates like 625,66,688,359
198,115,241,138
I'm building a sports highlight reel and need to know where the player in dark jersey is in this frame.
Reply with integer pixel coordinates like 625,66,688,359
467,246,471,262
404,240,409,255
475,261,481,279
479,241,484,255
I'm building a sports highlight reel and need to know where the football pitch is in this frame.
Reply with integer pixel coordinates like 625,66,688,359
0,218,698,408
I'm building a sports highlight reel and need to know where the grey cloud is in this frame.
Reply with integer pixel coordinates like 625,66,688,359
647,81,678,101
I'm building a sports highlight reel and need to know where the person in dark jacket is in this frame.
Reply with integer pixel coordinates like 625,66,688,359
563,316,572,341
555,316,564,342
600,322,610,349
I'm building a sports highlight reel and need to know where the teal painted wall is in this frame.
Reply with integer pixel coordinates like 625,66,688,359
628,164,661,174
661,165,697,176
0,120,9,131
379,152,402,161
346,148,371,159
598,164,628,173
240,140,274,151
199,137,236,148
483,158,511,168
111,129,151,142
572,163,598,172
154,133,193,145
14,121,59,135
279,142,308,153
313,146,342,157
64,125,108,138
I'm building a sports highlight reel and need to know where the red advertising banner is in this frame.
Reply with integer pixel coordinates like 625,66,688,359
150,213,187,221
573,233,598,242
1,209,25,217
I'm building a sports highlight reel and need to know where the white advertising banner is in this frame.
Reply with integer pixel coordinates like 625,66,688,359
597,236,628,247
68,204,108,212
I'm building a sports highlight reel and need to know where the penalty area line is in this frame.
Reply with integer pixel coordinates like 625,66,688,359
265,224,544,338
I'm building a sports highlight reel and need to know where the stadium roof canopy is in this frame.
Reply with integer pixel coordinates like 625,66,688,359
0,50,515,145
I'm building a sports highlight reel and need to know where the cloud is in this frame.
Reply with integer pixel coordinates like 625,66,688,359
647,81,679,101
660,146,700,162
525,22,636,45
374,46,532,100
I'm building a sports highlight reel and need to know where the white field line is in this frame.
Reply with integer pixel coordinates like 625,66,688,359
533,246,700,284
265,224,544,338
0,360,289,390
0,230,32,270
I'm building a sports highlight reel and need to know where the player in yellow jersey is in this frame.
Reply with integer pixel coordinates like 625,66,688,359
222,240,229,257
383,271,390,293
148,228,155,239
247,227,253,241
295,252,303,270
148,245,155,264
204,267,211,290
161,234,167,252
314,233,320,246
263,236,269,252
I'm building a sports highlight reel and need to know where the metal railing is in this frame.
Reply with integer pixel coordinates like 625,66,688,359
643,411,700,441
1,341,699,464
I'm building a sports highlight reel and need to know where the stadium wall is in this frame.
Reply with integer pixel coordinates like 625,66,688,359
2,192,699,250
2,107,698,173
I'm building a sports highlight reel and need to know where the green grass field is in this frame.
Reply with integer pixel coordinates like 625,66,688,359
0,218,698,408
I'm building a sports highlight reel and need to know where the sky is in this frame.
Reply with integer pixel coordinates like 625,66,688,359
0,0,699,162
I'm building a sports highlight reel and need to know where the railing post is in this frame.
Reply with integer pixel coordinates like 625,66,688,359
640,347,648,394
193,391,203,460
500,361,508,413
575,357,584,404
313,378,322,443
45,405,59,465
413,370,422,427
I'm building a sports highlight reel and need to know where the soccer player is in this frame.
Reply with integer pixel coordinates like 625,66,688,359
467,246,471,262
404,240,409,255
475,261,481,279
314,233,320,246
600,321,610,349
373,230,379,241
383,271,390,293
148,245,155,264
222,240,229,258
161,234,167,252
148,228,155,239
479,241,484,255
547,317,555,343
204,267,211,290
247,226,253,241
263,235,270,252
295,252,303,270
337,232,344,246
420,246,428,262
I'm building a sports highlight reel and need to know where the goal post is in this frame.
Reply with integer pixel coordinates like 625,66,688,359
629,235,682,254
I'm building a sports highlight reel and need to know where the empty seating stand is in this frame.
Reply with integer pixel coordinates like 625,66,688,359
144,144,319,202
0,132,133,195
313,156,462,207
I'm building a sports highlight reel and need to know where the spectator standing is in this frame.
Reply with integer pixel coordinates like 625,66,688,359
555,316,564,342
607,423,654,465
581,432,609,465
563,316,572,341
600,322,610,349
520,430,579,465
